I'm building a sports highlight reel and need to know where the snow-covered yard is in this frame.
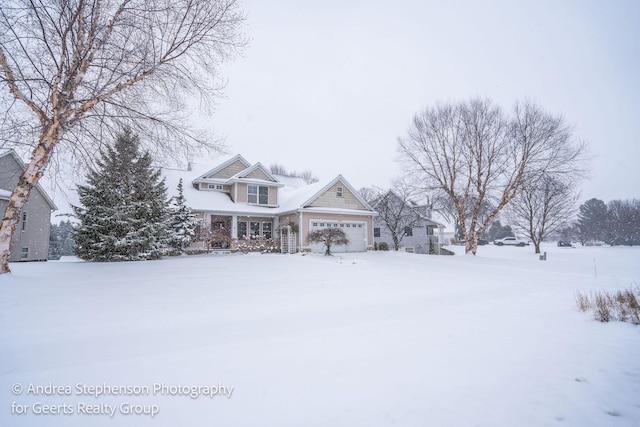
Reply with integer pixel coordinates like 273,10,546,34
1,244,639,426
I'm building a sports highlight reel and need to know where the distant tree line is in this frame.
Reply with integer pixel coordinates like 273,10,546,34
575,198,640,246
269,163,319,184
48,220,75,260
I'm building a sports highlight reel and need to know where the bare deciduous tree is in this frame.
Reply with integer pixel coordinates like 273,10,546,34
0,0,245,273
507,175,580,253
367,183,425,251
398,98,588,255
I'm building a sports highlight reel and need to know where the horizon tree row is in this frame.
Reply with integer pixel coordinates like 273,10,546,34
575,198,640,246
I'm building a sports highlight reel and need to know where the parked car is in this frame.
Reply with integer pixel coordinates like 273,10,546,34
477,239,489,246
557,239,573,247
494,236,529,247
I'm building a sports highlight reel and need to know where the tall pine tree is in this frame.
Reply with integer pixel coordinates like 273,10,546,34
576,198,608,245
168,178,199,254
72,129,170,261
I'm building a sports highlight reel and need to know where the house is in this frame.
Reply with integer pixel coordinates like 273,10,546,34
163,155,377,253
0,149,57,262
370,190,447,254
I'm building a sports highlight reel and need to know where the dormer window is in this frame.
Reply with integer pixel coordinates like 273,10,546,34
336,186,344,197
248,185,269,205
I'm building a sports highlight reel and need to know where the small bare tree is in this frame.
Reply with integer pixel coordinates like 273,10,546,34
0,0,245,273
507,175,579,253
398,98,588,255
368,184,424,251
308,228,349,256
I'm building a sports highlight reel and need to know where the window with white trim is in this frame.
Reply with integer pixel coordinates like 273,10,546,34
21,211,27,231
238,221,247,239
250,221,261,237
263,222,272,239
21,247,29,259
248,185,269,205
336,186,344,197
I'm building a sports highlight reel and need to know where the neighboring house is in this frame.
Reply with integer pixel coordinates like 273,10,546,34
163,155,377,253
371,190,446,254
0,149,57,262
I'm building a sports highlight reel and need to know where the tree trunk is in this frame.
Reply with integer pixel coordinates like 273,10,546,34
392,233,400,251
0,124,59,274
534,242,541,254
465,237,478,255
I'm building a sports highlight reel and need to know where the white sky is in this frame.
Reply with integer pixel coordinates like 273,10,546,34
208,0,640,202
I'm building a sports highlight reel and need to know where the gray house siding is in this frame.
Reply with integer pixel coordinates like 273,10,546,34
371,191,445,254
0,151,56,262
374,219,438,254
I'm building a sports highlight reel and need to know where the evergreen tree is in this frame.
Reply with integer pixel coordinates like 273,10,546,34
605,199,640,246
72,129,170,261
48,220,76,260
576,198,608,245
486,220,515,241
168,178,199,254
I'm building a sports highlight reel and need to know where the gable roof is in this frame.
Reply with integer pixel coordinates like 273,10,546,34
230,162,283,185
193,154,285,187
304,175,374,210
278,175,376,213
0,149,57,210
196,154,251,180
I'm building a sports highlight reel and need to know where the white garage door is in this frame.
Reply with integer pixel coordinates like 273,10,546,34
309,220,366,253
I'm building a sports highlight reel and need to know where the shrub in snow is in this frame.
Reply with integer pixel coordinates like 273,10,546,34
72,128,171,261
575,287,640,324
376,242,389,251
308,228,349,256
237,236,279,253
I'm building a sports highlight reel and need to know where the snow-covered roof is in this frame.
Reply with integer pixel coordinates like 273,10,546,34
162,157,375,216
0,188,11,200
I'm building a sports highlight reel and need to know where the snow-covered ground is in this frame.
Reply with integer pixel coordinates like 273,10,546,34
1,244,639,426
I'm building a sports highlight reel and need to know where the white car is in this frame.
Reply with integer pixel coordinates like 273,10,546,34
494,236,529,247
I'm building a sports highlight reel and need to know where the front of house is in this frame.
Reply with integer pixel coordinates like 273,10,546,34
164,155,377,253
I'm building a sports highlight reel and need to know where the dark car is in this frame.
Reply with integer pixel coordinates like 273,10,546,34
477,239,488,246
557,239,572,247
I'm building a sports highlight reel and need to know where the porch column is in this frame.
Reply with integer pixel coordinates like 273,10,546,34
231,215,238,239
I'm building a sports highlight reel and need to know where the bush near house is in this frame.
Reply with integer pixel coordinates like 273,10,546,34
237,236,280,253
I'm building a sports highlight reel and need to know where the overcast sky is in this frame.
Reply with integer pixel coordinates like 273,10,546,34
206,0,639,202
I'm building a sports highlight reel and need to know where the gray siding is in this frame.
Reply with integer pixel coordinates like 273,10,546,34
0,153,54,262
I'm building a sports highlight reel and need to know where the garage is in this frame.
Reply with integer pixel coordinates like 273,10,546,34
308,220,367,253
